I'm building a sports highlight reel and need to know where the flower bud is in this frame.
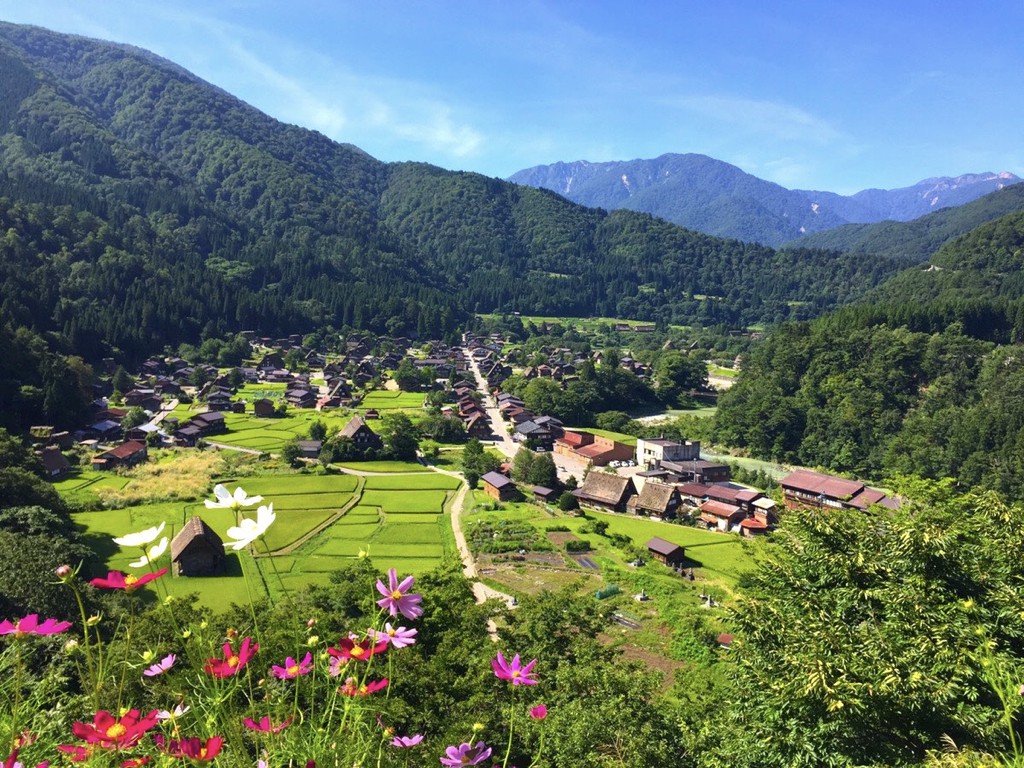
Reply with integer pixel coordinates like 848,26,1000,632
141,649,155,663
63,639,80,654
472,722,485,733
307,635,320,646
86,614,101,626
55,564,73,580
307,618,317,628
226,627,238,639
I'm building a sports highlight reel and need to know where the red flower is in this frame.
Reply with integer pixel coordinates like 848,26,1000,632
339,676,389,696
56,745,92,762
120,759,152,768
89,570,167,593
70,710,159,750
154,735,224,762
327,636,387,663
204,637,258,678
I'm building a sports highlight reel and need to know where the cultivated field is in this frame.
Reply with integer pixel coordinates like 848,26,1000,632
68,466,461,606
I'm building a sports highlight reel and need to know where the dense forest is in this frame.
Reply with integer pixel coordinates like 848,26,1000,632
0,22,917,368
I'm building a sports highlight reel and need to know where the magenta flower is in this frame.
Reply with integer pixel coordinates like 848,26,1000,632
439,741,491,766
492,651,538,685
391,734,424,748
143,653,176,677
529,704,548,720
371,622,418,649
375,568,423,619
89,569,167,593
271,652,313,679
243,716,291,734
204,637,258,678
0,614,72,638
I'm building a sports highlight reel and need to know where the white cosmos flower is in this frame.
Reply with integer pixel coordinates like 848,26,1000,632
113,521,166,548
226,503,275,550
156,703,190,721
204,484,263,510
129,536,169,568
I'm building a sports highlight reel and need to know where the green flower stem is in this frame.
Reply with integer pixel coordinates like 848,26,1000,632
260,536,288,600
503,686,518,768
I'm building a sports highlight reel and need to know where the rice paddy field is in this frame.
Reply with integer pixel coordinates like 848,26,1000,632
67,467,462,606
358,391,426,411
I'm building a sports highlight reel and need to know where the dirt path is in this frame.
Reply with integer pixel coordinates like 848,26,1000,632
428,463,513,640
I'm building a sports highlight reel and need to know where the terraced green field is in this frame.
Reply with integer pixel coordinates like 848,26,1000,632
67,466,459,606
358,391,425,411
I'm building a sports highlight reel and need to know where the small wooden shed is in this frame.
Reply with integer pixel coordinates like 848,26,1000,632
171,516,226,576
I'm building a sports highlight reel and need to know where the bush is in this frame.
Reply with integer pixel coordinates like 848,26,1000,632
565,539,592,553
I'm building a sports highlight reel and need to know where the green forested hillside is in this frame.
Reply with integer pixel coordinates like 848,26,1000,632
785,182,1024,261
715,297,1024,495
868,209,1024,304
0,22,910,364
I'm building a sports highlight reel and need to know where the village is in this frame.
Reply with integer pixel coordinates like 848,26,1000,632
28,325,899,617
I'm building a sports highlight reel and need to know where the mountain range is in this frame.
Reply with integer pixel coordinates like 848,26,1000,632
0,20,1023,369
508,154,1021,247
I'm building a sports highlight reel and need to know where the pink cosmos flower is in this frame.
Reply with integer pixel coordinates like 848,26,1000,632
328,636,388,663
371,623,418,649
3,748,49,768
89,569,167,593
243,716,291,734
204,637,258,678
143,653,176,677
70,709,159,750
375,568,423,619
154,735,224,762
391,734,424,748
0,615,72,637
529,704,548,720
491,651,538,685
339,676,389,696
439,741,491,766
271,652,313,679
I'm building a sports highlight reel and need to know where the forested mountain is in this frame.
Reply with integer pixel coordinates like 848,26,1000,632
785,182,1024,260
508,152,1020,246
0,22,912,364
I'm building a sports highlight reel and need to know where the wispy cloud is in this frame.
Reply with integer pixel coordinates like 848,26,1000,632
674,94,844,145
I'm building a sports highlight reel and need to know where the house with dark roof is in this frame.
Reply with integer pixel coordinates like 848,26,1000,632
39,446,71,477
628,481,681,519
482,470,517,501
574,473,636,512
253,399,276,418
645,537,686,566
171,516,226,576
340,416,383,450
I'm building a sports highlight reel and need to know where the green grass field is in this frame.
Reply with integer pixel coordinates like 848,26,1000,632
337,460,432,473
67,463,458,605
359,391,425,411
565,427,638,446
363,473,460,489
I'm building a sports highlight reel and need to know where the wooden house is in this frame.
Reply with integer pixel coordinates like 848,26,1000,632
628,481,681,519
573,472,636,512
340,416,383,450
482,471,517,501
645,537,686,567
171,516,226,576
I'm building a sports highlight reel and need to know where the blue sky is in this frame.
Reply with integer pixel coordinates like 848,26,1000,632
0,1,1021,193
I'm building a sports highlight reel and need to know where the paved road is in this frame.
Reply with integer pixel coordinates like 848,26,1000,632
465,351,517,459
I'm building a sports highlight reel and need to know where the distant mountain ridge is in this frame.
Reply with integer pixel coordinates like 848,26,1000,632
508,153,1021,246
